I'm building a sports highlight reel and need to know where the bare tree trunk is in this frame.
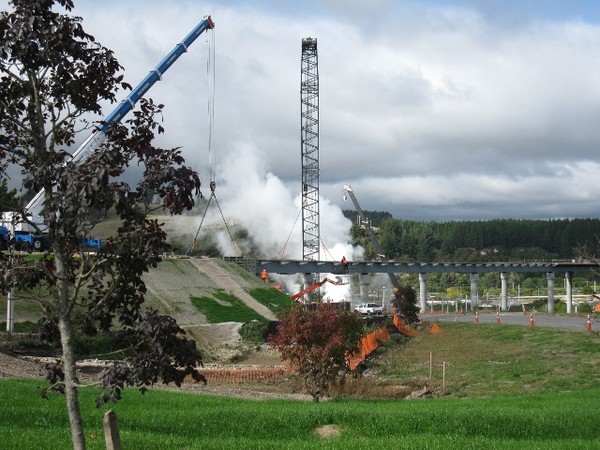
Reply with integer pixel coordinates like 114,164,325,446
58,315,86,449
56,252,87,450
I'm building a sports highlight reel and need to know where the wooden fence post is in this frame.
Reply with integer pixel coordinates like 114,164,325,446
104,409,121,450
442,361,446,394
429,352,433,379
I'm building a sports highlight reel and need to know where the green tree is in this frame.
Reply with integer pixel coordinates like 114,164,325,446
446,286,462,299
0,1,204,448
269,304,364,401
379,218,403,259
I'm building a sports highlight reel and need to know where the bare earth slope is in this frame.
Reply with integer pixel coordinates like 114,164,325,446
189,258,277,321
142,258,210,325
142,257,277,359
142,257,275,325
1,257,278,365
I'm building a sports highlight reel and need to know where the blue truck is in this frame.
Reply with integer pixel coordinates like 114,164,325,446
0,224,99,253
0,225,8,250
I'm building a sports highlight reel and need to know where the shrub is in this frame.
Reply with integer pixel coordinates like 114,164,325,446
392,285,420,324
268,304,363,401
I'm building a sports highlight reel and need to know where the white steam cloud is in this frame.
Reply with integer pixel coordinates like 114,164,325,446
183,141,365,301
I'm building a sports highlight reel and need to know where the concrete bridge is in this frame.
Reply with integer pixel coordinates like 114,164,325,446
233,258,599,314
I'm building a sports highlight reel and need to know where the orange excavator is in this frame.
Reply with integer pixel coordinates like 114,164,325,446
290,277,344,302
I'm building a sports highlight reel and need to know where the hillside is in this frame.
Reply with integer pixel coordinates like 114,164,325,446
141,257,280,359
1,256,284,362
142,257,276,325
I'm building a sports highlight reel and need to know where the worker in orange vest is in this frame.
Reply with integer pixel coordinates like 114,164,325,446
341,256,349,272
261,269,268,283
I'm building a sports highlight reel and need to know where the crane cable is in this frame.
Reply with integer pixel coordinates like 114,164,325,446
190,29,242,256
275,205,302,259
320,240,336,262
207,25,216,186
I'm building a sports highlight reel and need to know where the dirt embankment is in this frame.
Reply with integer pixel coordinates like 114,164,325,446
2,257,281,374
189,258,277,321
143,257,275,325
141,257,278,359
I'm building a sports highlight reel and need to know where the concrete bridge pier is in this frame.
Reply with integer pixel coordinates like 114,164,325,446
470,273,479,311
500,272,508,311
565,271,573,314
547,272,555,313
419,273,427,312
359,274,369,304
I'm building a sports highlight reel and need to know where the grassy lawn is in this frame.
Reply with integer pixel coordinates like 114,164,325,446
1,379,600,449
375,322,600,397
2,322,600,448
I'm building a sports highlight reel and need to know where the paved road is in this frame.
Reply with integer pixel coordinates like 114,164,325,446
421,311,597,332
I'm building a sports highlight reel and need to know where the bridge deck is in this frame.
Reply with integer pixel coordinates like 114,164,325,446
245,259,597,276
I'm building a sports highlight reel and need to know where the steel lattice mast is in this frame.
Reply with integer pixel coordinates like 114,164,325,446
300,37,319,261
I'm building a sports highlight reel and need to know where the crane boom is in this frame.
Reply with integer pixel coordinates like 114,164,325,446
290,277,343,301
25,15,215,217
343,184,400,290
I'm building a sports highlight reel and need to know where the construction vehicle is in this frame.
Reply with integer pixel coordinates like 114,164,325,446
0,212,47,251
0,212,99,252
0,225,8,250
342,184,400,291
2,16,216,249
291,277,344,302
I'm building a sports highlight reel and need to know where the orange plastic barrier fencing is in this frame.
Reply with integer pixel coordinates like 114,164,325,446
347,315,420,370
393,314,418,337
347,325,390,370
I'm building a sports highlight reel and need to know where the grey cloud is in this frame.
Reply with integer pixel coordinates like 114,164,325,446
4,0,600,223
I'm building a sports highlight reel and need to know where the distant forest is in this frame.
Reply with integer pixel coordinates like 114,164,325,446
342,211,600,262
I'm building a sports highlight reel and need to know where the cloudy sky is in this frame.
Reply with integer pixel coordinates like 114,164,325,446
64,0,600,221
4,0,600,263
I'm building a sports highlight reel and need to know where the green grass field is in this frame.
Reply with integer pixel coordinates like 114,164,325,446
190,289,268,323
2,322,600,448
0,380,600,450
1,379,599,449
375,322,600,397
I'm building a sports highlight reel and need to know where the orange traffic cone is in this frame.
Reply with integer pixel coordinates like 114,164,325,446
529,312,535,327
496,311,501,324
586,314,592,332
474,311,479,323
523,306,527,315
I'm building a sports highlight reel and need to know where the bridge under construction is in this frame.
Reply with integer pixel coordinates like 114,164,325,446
227,257,598,315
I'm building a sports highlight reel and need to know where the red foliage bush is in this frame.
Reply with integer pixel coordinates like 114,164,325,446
268,304,363,401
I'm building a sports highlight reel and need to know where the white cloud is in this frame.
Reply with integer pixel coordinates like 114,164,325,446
4,0,600,224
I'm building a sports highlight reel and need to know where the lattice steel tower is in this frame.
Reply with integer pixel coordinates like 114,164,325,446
301,37,320,261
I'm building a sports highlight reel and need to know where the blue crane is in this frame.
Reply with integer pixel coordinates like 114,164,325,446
4,15,215,332
23,15,215,221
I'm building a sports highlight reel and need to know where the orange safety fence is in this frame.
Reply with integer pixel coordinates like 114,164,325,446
393,314,418,337
184,365,293,384
347,315,417,371
347,325,389,370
